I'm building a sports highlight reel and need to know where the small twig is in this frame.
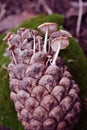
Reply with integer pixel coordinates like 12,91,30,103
71,2,87,7
42,0,53,14
36,0,53,14
0,2,6,21
71,1,87,37
76,0,83,37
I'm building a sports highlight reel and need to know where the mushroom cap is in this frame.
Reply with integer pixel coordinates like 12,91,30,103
18,27,26,32
32,29,39,36
3,32,14,42
51,37,70,51
50,30,72,39
36,35,42,40
38,22,58,35
47,55,52,59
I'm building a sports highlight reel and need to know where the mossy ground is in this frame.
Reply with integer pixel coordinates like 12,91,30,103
0,14,87,130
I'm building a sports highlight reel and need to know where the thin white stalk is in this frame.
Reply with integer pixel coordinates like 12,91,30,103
76,0,83,36
71,2,87,7
12,52,17,64
38,39,41,51
33,35,36,54
48,40,51,53
7,37,17,64
44,28,48,53
8,39,17,64
8,40,11,47
51,43,61,65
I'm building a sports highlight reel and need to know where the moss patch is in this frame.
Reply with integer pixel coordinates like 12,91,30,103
0,14,87,130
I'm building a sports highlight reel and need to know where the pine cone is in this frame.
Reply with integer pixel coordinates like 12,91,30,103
5,27,81,130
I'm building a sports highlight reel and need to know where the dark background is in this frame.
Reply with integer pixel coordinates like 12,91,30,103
0,0,87,57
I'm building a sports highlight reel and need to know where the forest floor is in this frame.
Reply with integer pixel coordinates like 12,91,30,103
0,0,87,129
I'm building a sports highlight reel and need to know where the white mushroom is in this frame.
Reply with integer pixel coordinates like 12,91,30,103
51,30,72,65
7,44,17,64
50,30,72,39
36,35,42,51
38,22,58,53
31,29,39,54
17,27,26,35
3,32,14,42
3,32,17,64
46,55,52,66
21,29,32,39
8,45,16,64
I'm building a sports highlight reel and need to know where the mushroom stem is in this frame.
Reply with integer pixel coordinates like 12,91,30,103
8,40,17,64
11,52,17,64
51,43,61,65
48,40,51,53
8,40,11,47
33,35,36,54
43,28,48,53
38,39,41,51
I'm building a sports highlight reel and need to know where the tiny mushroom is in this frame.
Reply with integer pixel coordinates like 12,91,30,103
51,30,72,65
17,27,26,35
3,32,17,64
36,35,42,51
50,30,72,39
8,45,17,64
8,44,17,65
31,29,39,54
22,29,32,39
3,32,14,47
46,55,52,66
31,29,39,36
38,22,58,53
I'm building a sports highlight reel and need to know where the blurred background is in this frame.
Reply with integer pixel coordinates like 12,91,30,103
0,0,87,57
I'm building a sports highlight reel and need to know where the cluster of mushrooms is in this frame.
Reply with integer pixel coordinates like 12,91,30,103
3,22,72,66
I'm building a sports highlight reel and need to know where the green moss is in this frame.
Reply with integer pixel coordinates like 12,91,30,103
0,14,87,130
20,14,63,29
61,38,87,98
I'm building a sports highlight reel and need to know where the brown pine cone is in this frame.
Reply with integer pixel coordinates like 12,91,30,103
4,27,81,130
